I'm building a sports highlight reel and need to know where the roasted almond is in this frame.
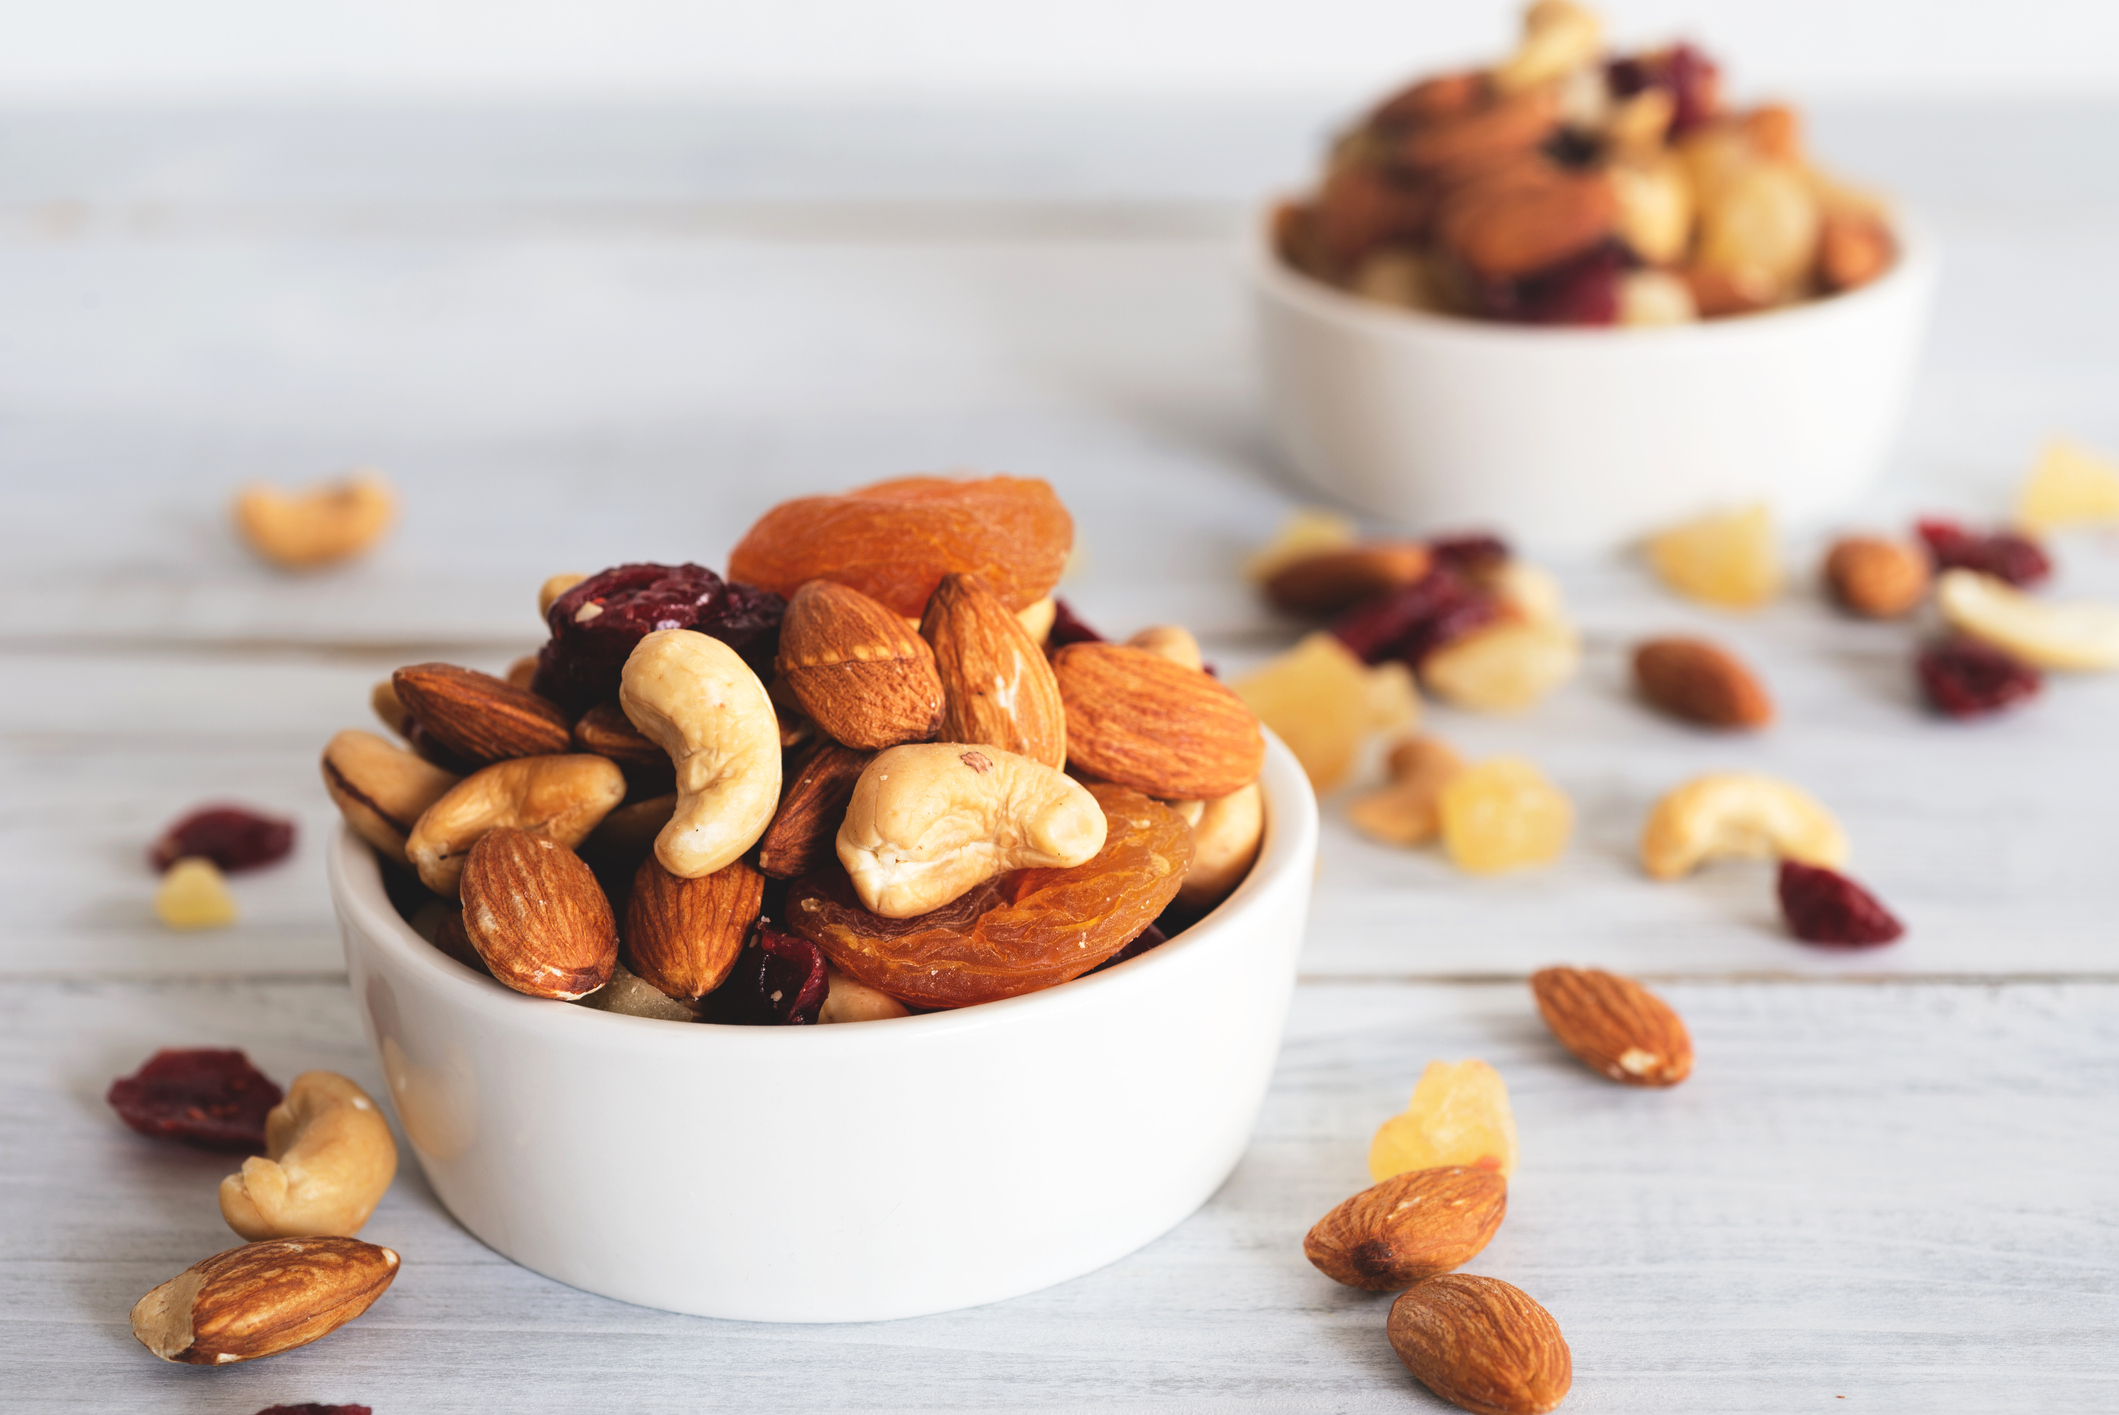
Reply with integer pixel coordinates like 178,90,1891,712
624,854,762,1001
1264,543,1432,616
1824,535,1930,618
777,580,946,751
570,700,670,770
1435,165,1618,279
460,826,617,999
1531,965,1693,1086
320,729,460,864
1304,1165,1507,1291
130,1236,399,1365
1389,1273,1572,1415
756,741,875,880
1052,643,1265,801
920,571,1067,768
391,662,571,764
1632,637,1773,729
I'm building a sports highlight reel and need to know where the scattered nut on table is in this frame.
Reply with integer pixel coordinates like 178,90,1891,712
1530,966,1693,1086
130,1237,399,1365
1304,1165,1507,1290
233,471,395,570
1638,771,1847,880
219,1071,398,1240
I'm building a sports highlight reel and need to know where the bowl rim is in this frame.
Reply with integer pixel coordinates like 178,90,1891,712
1248,201,1939,346
330,730,1318,1047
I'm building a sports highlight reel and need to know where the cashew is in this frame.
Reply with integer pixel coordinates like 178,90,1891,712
1640,772,1849,880
538,573,586,619
1176,782,1265,912
405,753,625,897
1244,508,1357,583
1609,155,1693,267
837,743,1107,918
1493,0,1602,94
1126,624,1204,671
233,470,395,569
818,966,911,1024
321,729,461,865
369,679,411,738
1421,620,1581,713
1349,736,1467,846
619,629,782,879
1619,270,1699,327
1485,560,1567,626
218,1072,397,1241
1015,596,1058,644
1937,569,2119,671
506,654,539,691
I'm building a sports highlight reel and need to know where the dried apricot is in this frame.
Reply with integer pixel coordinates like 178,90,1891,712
1369,1059,1519,1181
788,783,1191,1010
108,1049,283,1152
728,476,1072,617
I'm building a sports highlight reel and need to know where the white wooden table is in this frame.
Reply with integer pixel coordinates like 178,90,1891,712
2,99,2115,1412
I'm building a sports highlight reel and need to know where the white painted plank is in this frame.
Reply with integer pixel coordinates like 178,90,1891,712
2,977,2112,1412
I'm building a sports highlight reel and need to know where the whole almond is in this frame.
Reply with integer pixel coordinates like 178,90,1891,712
624,854,762,1001
1531,966,1693,1086
1389,1274,1572,1415
1824,535,1931,618
320,729,460,864
1052,643,1265,801
460,826,617,999
1632,637,1773,729
756,741,875,879
1265,543,1433,616
778,580,946,750
392,662,571,763
1436,166,1618,279
1304,1165,1506,1290
920,572,1067,768
130,1236,399,1365
571,700,671,771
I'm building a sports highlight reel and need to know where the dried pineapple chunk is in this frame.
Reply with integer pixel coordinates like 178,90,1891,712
156,857,238,931
1438,758,1573,874
2016,440,2119,533
1648,503,1782,609
1369,1059,1519,1181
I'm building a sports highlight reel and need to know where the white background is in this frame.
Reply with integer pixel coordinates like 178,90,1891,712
4,0,2118,104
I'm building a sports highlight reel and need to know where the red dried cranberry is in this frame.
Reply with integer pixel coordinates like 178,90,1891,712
1917,637,2042,718
1609,42,1721,134
698,927,828,1025
1047,598,1106,648
1778,862,1905,946
107,1049,283,1152
1426,533,1511,577
148,806,296,874
1914,518,2051,588
1331,567,1499,666
1475,242,1624,326
532,563,785,713
255,1406,373,1415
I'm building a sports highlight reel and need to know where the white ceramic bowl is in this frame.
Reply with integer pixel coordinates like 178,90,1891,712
1253,217,1939,551
330,734,1317,1322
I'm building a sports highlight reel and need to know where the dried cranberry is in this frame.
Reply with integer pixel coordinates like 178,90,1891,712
107,1049,283,1152
1475,242,1624,326
1778,862,1905,946
255,1406,373,1415
1609,42,1721,134
532,563,785,713
1331,567,1499,666
698,927,828,1025
1917,637,2042,718
1047,598,1106,648
1426,533,1511,577
1914,518,2051,588
1089,923,1168,974
148,806,296,874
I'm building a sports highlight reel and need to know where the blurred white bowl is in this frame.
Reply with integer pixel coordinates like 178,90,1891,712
331,733,1316,1322
1253,217,1939,550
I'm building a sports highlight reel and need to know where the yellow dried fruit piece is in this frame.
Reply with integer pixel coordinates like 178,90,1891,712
1243,508,1357,583
1421,620,1581,713
156,858,238,931
1437,758,1572,874
1364,659,1421,734
1235,631,1403,792
1639,771,1848,880
2016,440,2119,533
1369,1059,1519,1182
1936,569,2119,672
1648,503,1781,609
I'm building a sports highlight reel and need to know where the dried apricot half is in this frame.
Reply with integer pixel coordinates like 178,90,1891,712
788,783,1191,1009
728,476,1073,618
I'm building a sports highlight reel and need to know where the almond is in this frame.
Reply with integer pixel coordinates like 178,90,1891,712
1051,643,1265,801
1531,966,1693,1086
459,826,617,999
755,741,875,880
1632,636,1773,729
623,854,762,1001
130,1236,399,1365
1824,535,1930,618
1304,1165,1506,1291
570,700,670,770
777,580,946,750
1264,543,1432,616
1388,1273,1572,1415
391,662,571,764
920,572,1067,768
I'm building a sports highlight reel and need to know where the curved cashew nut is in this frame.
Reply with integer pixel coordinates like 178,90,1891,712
1493,0,1602,94
233,471,395,569
219,1072,398,1240
1639,772,1848,880
619,629,781,879
405,753,625,897
1937,568,2119,670
1126,624,1204,671
837,743,1107,918
1175,781,1265,912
